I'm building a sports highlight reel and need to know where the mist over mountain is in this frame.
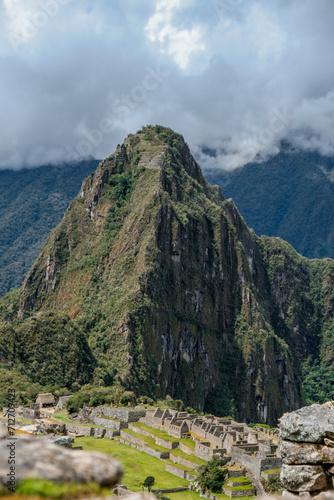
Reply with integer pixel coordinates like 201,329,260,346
0,159,99,297
1,1,334,171
204,148,334,260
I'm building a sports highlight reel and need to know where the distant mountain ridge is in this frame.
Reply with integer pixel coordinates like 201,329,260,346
0,160,99,297
204,148,334,259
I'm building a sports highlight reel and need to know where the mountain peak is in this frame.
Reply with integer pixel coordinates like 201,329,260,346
2,126,334,425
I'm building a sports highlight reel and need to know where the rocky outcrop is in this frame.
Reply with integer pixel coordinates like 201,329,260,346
0,431,123,486
279,403,334,496
280,405,334,444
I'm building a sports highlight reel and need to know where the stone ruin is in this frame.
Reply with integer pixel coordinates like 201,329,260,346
279,402,334,498
144,408,282,476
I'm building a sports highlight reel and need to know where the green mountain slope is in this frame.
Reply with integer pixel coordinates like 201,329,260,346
0,160,99,297
204,149,334,259
1,127,334,425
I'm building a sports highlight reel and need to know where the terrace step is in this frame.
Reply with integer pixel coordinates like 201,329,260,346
223,485,256,498
226,477,252,487
227,468,246,478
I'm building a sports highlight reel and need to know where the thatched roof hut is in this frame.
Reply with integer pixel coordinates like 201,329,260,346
35,393,55,408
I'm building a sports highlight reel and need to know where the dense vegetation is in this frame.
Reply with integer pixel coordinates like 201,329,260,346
197,457,228,494
0,159,99,297
205,147,334,259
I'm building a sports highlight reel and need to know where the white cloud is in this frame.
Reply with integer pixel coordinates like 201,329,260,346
145,0,206,70
0,0,334,169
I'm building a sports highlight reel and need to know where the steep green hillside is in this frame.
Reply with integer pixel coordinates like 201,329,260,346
0,160,99,297
204,148,334,259
1,127,334,425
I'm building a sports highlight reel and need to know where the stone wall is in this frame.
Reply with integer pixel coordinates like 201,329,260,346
223,487,255,498
54,396,73,412
65,423,94,436
115,437,170,459
169,453,199,470
78,406,146,425
23,408,40,420
179,442,194,455
120,430,147,447
279,403,334,496
229,446,280,478
156,437,179,449
165,464,187,479
195,441,225,461
128,423,157,438
92,416,126,430
96,408,147,422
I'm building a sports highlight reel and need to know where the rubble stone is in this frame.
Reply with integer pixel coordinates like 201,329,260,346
280,440,334,465
280,405,334,443
0,435,123,486
280,464,328,492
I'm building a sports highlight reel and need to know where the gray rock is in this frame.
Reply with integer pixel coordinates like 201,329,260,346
40,436,73,448
280,464,328,492
313,492,334,500
0,435,123,485
281,491,299,498
17,424,40,434
54,395,73,412
280,405,334,443
95,428,106,439
280,440,334,464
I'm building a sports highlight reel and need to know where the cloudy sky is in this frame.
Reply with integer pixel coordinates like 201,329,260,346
1,0,334,170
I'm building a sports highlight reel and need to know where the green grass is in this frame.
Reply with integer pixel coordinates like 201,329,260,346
52,412,73,423
224,484,255,491
131,422,197,451
121,428,170,452
164,459,198,473
169,448,206,466
131,421,180,442
168,491,202,500
15,478,110,499
179,438,196,451
74,436,189,491
262,468,281,474
227,477,251,483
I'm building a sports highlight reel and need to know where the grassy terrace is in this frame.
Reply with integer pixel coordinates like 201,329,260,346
262,468,281,474
53,412,116,429
122,429,206,466
228,477,251,483
52,412,75,424
170,448,206,466
168,491,201,500
75,437,190,492
121,428,169,452
164,459,199,474
224,484,255,491
131,422,196,450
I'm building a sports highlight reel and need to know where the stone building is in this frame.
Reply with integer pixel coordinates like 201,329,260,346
168,418,190,439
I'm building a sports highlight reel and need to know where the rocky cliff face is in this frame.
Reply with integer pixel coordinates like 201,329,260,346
1,126,334,425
